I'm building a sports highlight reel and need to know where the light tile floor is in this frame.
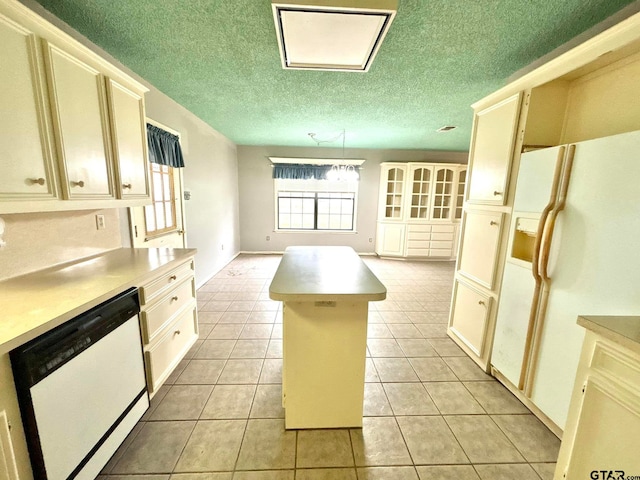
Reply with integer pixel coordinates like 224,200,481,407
100,254,560,480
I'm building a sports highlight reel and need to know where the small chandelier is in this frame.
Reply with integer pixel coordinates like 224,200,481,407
326,164,359,181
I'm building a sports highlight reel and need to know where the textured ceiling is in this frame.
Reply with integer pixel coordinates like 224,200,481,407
33,0,636,150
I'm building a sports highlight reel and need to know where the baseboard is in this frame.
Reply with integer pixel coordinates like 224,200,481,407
195,251,240,289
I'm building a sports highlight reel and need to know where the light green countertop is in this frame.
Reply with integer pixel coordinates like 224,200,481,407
0,247,196,355
269,246,387,302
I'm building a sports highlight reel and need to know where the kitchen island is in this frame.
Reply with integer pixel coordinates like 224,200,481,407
269,246,386,429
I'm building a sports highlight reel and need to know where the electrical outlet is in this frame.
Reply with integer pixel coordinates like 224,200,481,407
266,235,270,241
95,214,106,230
221,244,224,251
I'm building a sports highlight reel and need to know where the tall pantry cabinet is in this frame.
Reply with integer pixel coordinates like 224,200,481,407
448,93,525,371
376,162,466,259
448,9,640,443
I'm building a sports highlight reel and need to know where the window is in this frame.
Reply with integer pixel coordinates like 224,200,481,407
275,178,358,232
144,163,176,236
278,191,355,230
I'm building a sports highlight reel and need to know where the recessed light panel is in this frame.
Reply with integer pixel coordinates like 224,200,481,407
272,0,397,72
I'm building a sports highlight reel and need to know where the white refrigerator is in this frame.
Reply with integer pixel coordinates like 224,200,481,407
491,129,640,430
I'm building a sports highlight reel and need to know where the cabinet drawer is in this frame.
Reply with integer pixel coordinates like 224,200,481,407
431,232,454,241
429,248,453,257
407,238,429,249
141,278,195,343
406,248,430,257
140,261,194,304
145,308,198,393
431,225,455,233
406,224,431,233
430,240,453,250
449,280,491,356
407,231,431,241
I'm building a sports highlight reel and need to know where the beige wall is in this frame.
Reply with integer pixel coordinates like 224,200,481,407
144,90,241,287
238,146,468,253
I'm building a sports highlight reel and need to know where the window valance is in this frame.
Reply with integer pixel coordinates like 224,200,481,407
272,163,332,180
147,123,184,168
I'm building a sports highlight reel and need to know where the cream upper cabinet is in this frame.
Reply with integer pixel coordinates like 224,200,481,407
467,93,522,205
407,164,433,220
430,166,456,220
106,79,150,199
453,167,467,220
44,41,114,199
0,0,151,213
0,13,57,201
378,164,408,221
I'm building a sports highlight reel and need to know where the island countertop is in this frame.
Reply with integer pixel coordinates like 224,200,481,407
269,246,386,302
0,247,196,355
577,315,640,353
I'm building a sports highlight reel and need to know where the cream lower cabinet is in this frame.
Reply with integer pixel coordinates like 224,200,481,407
139,258,198,396
448,208,507,370
376,222,405,257
556,328,640,479
449,280,492,357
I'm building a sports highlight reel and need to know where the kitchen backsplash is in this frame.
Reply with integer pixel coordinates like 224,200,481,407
0,209,122,281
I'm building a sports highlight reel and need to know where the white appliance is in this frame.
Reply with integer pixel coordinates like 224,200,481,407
11,288,149,480
491,129,640,430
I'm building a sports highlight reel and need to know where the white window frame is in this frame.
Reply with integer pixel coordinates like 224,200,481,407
273,177,360,233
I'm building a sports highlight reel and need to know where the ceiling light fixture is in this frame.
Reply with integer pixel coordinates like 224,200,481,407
437,125,457,132
272,0,398,72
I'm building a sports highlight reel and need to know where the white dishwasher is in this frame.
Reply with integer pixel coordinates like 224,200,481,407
10,287,149,480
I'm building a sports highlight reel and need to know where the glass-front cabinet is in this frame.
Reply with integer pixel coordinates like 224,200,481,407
381,165,407,220
376,162,467,258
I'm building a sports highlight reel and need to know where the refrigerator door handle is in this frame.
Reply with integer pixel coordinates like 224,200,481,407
539,144,576,283
531,146,566,283
518,145,566,390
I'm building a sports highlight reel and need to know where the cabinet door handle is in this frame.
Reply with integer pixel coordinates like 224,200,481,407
489,221,499,226
478,300,486,307
493,191,503,196
169,275,177,281
28,178,46,186
70,180,85,188
174,330,181,335
122,183,132,189
171,296,179,302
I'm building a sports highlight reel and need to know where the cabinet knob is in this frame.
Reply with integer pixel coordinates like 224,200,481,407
490,221,499,226
174,330,181,335
493,191,503,196
171,296,179,301
478,300,486,306
122,183,132,189
70,180,85,188
170,275,177,281
28,177,46,186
